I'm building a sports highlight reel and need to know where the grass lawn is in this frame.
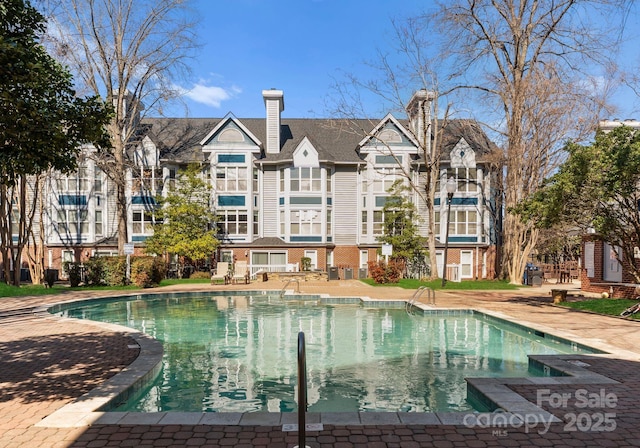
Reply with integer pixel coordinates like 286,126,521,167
0,277,213,298
0,282,144,298
2,277,515,298
560,298,640,320
360,278,521,290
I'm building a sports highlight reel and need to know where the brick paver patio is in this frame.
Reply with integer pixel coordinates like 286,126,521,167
1,280,640,447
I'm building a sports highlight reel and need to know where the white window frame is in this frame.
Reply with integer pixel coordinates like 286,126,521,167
217,209,248,235
216,166,248,192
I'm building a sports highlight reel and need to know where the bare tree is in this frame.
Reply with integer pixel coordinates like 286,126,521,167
432,0,623,283
329,18,450,279
40,0,200,254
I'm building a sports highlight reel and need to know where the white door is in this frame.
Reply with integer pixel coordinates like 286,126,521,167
461,250,473,279
436,251,444,278
304,250,317,270
603,243,622,282
359,250,369,268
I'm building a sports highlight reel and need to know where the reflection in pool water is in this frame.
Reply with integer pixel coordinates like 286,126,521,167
57,292,596,413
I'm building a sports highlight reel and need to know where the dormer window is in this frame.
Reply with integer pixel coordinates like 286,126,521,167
218,128,244,143
377,128,402,144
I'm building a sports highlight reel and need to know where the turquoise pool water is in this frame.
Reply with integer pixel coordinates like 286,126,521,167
55,291,598,413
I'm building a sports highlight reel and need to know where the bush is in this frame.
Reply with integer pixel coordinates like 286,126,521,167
150,257,167,284
131,257,154,288
189,271,210,279
84,257,106,286
130,256,166,288
103,256,128,286
64,261,83,287
301,257,311,271
368,260,402,284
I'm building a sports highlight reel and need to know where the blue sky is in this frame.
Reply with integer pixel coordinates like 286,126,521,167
180,0,430,118
178,0,640,120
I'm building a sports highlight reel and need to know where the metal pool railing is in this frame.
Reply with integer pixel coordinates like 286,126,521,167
296,331,308,448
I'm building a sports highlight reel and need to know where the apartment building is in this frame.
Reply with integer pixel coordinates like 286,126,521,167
39,89,499,280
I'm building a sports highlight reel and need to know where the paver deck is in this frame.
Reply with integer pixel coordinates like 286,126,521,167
1,279,640,447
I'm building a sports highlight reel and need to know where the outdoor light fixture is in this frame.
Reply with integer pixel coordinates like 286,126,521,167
441,177,457,287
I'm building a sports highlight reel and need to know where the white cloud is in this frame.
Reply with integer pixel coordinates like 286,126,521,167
182,83,241,108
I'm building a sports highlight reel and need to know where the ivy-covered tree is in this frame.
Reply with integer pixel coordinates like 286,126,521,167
377,181,428,278
519,125,640,282
144,164,219,275
0,0,111,285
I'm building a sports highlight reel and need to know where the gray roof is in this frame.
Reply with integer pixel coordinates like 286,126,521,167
141,117,497,165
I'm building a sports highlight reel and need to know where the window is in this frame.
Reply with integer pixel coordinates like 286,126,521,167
448,210,478,235
373,210,384,235
326,168,332,192
132,167,163,193
280,210,285,235
253,211,259,236
95,210,103,236
252,251,287,269
57,209,89,234
446,168,478,193
132,210,154,234
217,209,248,235
290,209,321,235
434,211,440,236
168,168,177,190
57,166,89,192
216,166,248,192
290,167,321,192
279,168,285,192
373,167,399,192
253,168,259,191
94,168,103,192
326,209,332,236
361,211,368,235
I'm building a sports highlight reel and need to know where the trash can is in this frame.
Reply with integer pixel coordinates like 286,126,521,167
344,268,353,280
328,266,339,280
524,264,542,286
530,270,543,287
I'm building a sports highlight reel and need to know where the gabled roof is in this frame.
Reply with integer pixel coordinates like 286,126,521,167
358,113,419,148
437,119,499,160
140,116,497,165
199,113,262,147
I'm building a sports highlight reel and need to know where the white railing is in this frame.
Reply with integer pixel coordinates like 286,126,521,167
446,264,461,282
250,264,288,279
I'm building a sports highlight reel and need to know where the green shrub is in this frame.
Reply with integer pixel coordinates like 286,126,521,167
64,261,83,287
103,256,128,286
84,257,106,286
301,257,311,271
131,256,166,288
189,271,210,279
150,257,167,284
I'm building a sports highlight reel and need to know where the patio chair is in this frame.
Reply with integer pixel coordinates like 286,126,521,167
232,261,250,284
210,262,230,285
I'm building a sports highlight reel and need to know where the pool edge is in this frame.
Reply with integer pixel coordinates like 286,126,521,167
35,294,630,428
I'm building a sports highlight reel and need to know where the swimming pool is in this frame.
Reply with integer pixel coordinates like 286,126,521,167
54,291,599,413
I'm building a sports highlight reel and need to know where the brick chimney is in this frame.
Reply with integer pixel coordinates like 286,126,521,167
262,89,284,154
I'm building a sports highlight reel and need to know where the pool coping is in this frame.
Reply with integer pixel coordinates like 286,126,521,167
34,292,635,429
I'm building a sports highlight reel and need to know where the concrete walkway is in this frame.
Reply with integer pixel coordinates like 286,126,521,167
1,279,640,447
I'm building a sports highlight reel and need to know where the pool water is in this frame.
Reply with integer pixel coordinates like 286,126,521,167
57,292,597,413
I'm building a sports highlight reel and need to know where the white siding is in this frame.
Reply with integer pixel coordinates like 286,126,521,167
262,167,278,235
333,166,358,245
